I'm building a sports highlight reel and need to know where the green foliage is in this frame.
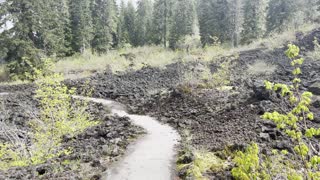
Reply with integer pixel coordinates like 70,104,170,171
200,57,232,89
69,0,93,53
0,66,98,170
151,0,175,47
232,44,320,179
232,144,269,180
232,144,305,180
91,0,117,54
169,0,196,49
135,0,154,46
7,57,53,81
263,44,320,178
210,61,231,88
241,0,268,44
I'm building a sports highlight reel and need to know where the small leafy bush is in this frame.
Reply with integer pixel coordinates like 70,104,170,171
232,144,267,180
232,44,320,179
262,44,320,179
0,64,98,170
232,144,302,180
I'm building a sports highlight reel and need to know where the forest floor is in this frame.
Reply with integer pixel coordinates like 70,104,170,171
0,27,319,179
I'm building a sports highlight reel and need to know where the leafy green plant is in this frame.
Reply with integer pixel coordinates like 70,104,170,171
232,144,268,180
262,44,320,179
0,64,98,170
232,144,303,180
232,44,320,180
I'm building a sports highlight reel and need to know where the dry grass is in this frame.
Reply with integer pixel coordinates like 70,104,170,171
236,23,319,51
54,46,184,79
247,60,277,75
177,150,230,180
0,65,9,82
306,39,320,61
1,23,318,82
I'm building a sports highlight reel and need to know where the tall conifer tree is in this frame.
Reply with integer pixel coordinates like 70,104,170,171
169,0,196,49
69,0,93,53
136,0,153,46
241,0,268,44
91,0,117,54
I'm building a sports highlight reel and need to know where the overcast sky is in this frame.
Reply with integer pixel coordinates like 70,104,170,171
116,0,139,6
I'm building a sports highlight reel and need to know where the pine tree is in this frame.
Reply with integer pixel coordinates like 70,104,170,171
135,0,153,46
91,0,117,54
198,0,212,47
151,0,174,47
4,0,40,61
266,0,296,34
116,0,128,47
169,0,196,49
124,1,137,46
198,0,233,46
35,0,71,56
0,0,72,79
0,0,69,61
69,0,93,53
228,0,243,47
241,0,268,44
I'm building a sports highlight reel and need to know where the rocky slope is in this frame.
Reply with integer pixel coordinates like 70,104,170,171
0,92,143,179
0,28,319,179
68,28,320,178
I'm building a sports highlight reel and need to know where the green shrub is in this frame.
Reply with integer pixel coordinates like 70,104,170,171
0,68,98,170
262,44,320,179
231,144,268,180
232,144,302,180
232,44,320,180
7,57,54,81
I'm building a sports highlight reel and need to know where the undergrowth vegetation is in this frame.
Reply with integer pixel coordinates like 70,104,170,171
0,62,98,170
0,24,317,83
307,39,320,61
231,44,320,179
177,131,230,180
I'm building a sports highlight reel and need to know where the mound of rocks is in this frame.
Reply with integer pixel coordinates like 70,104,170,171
0,92,143,180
